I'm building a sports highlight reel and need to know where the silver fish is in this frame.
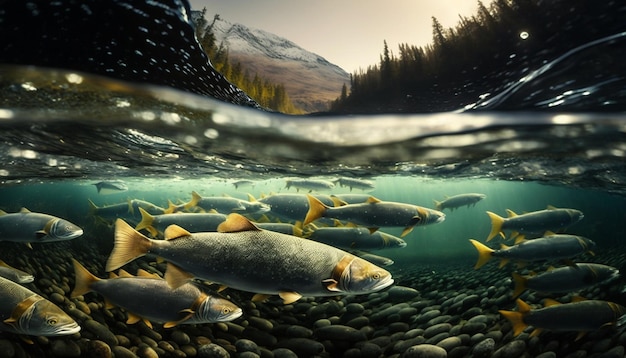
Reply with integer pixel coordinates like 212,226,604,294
433,193,486,211
0,260,34,284
106,214,393,304
93,180,128,195
486,206,584,242
0,208,83,245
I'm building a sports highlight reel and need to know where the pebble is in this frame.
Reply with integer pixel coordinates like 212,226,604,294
50,339,81,357
83,319,119,346
471,337,495,358
197,343,230,358
111,346,138,358
315,325,367,342
492,340,526,358
275,338,325,356
401,344,447,358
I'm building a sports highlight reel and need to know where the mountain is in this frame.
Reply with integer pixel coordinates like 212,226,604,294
207,16,350,112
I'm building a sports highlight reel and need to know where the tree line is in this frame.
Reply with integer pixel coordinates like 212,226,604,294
193,10,303,114
331,0,625,113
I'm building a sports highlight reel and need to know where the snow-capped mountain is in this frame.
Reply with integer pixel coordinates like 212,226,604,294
202,15,350,112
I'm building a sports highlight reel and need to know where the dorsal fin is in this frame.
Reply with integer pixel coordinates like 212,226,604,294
545,230,557,236
366,196,381,204
217,213,261,233
117,269,133,278
164,263,194,289
0,210,6,216
571,295,586,303
516,298,532,314
506,209,517,218
547,205,557,210
247,193,257,202
543,298,562,307
19,208,31,213
137,269,160,279
164,225,192,240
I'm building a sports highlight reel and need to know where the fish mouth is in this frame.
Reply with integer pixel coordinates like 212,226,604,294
229,308,244,321
65,229,84,240
435,214,446,223
398,242,407,248
55,322,81,335
372,277,394,291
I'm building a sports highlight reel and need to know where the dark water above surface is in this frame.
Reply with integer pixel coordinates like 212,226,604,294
1,30,626,358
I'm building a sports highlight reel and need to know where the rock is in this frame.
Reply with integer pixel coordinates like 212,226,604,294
83,319,118,346
170,330,191,346
275,338,325,356
387,286,420,301
111,346,138,358
598,346,625,358
50,339,81,357
471,337,495,358
492,340,526,358
242,327,278,347
197,343,230,358
235,339,260,354
272,348,298,358
401,344,447,358
0,340,15,358
535,352,557,358
88,340,112,358
423,323,451,338
358,342,383,358
436,336,461,352
284,325,313,338
315,325,366,342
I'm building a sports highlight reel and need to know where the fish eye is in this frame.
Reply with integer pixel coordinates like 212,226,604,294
47,318,58,325
372,272,381,280
222,307,231,314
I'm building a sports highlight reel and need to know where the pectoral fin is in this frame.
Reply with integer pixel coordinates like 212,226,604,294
323,278,341,292
279,291,302,304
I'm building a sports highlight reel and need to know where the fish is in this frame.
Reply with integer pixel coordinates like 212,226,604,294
0,208,83,246
232,180,255,189
0,260,34,284
352,251,395,266
334,177,375,192
433,193,486,211
136,207,227,237
304,195,445,237
106,213,394,304
499,298,626,338
285,179,335,192
183,191,270,214
486,206,584,242
88,199,166,223
92,180,128,195
0,0,260,108
255,193,338,222
0,276,80,337
71,259,242,328
511,263,620,299
469,235,596,270
305,226,407,251
330,194,373,204
255,222,304,237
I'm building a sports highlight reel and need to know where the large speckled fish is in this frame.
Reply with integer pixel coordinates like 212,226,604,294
0,0,259,108
255,193,338,222
136,207,227,237
486,206,584,242
0,260,34,284
0,276,80,337
0,208,83,246
182,191,270,215
433,193,486,211
500,298,626,338
106,213,394,304
304,195,445,237
72,259,241,328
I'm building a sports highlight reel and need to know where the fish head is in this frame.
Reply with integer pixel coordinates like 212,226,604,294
416,207,446,225
42,218,83,241
568,209,584,222
332,255,394,294
17,298,80,336
244,201,271,214
379,232,407,248
198,297,243,323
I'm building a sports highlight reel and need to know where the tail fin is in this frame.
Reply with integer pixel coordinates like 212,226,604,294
87,199,99,216
486,211,505,241
511,272,528,299
135,207,155,233
433,199,442,211
105,219,152,271
469,239,495,269
71,259,100,298
498,308,528,336
304,194,329,226
184,191,201,211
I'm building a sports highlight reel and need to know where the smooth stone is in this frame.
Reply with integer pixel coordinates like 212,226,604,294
448,346,471,358
170,330,191,345
598,346,625,358
235,339,260,354
492,340,526,358
50,339,81,357
346,303,365,313
592,338,614,353
315,325,366,342
436,336,461,352
137,346,159,358
242,327,278,347
49,292,65,304
401,344,447,358
284,325,312,338
238,353,260,358
83,319,119,346
423,323,451,338
247,316,273,331
314,319,331,328
387,286,420,301
89,340,112,358
346,316,370,329
535,352,557,358
272,348,298,358
424,332,449,345
471,337,495,358
394,337,427,353
197,343,230,358
0,340,14,358
358,342,383,358
388,322,410,333
111,346,138,358
414,310,441,324
275,338,325,356
460,322,486,335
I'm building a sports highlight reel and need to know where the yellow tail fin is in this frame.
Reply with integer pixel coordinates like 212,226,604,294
498,309,528,336
469,239,495,269
105,219,152,272
486,211,505,241
511,272,528,299
135,207,155,232
71,259,100,298
304,194,329,226
184,191,201,211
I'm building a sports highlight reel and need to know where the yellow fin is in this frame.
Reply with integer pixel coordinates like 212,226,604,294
529,328,543,337
0,260,14,269
469,239,495,269
71,259,100,298
547,205,558,210
0,210,6,216
117,269,133,278
304,194,329,226
330,196,348,207
511,272,528,299
486,211,505,241
164,225,192,240
19,208,31,213
252,293,271,302
543,298,562,307
135,207,155,232
279,291,302,304
516,298,532,313
400,226,413,238
105,219,152,272
184,191,201,211
505,209,517,217
217,213,260,233
571,295,586,303
247,193,257,202
498,309,527,336
136,269,160,279
366,196,381,204
574,331,587,341
164,263,194,289
125,312,142,325
498,258,510,269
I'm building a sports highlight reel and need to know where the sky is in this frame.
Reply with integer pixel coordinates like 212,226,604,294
189,0,482,74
